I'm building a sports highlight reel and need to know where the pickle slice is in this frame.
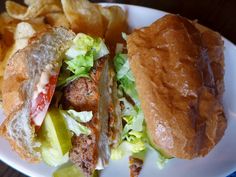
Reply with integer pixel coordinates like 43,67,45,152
53,164,98,177
38,108,72,166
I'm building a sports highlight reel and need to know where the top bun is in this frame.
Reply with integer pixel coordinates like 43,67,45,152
127,14,226,159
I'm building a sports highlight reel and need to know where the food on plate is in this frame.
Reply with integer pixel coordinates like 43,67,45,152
128,14,226,159
0,27,75,162
0,21,47,75
61,0,127,45
0,0,127,103
0,12,49,100
129,156,144,177
44,12,70,28
99,6,128,48
61,0,105,37
111,15,226,175
53,163,98,177
0,26,113,176
60,33,112,176
38,108,72,166
5,0,127,45
0,0,227,176
6,0,62,20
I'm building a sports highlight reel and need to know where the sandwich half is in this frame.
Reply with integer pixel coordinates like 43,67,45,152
0,27,75,162
0,27,113,176
112,14,226,176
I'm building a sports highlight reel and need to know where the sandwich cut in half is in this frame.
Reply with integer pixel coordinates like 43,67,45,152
112,14,227,176
0,27,114,176
0,13,227,177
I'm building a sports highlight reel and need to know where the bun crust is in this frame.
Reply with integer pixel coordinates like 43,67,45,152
127,15,226,159
0,27,75,162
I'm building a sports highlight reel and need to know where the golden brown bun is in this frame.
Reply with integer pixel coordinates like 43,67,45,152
0,27,75,162
195,23,225,102
127,14,226,159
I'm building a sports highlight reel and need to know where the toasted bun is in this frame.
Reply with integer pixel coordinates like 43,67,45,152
0,27,75,162
127,14,226,159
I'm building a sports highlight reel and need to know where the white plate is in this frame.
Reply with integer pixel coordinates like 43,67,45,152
1,3,236,177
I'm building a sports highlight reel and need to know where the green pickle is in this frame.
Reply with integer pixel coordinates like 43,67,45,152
53,164,98,177
38,108,72,166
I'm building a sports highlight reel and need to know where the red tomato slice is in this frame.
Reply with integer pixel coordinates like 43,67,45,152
30,75,58,130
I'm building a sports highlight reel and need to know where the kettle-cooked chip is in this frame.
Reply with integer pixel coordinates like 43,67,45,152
0,22,39,77
100,6,128,46
45,12,70,28
0,13,16,62
61,0,105,37
60,0,127,47
27,16,49,31
0,12,19,32
24,0,34,6
6,0,62,20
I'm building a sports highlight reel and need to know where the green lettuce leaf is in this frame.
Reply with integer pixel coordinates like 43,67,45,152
110,146,126,160
156,154,169,170
122,32,127,41
114,53,139,104
58,33,109,87
113,44,170,169
110,140,146,160
94,41,109,60
60,109,91,136
67,110,93,123
114,52,146,156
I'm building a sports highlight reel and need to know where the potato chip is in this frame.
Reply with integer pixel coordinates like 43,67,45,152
0,12,19,33
0,13,16,62
61,0,105,36
0,41,6,62
24,0,35,6
60,0,127,48
0,29,14,62
14,22,37,40
6,0,62,20
27,17,49,31
99,6,128,46
0,76,3,101
0,22,38,77
45,12,70,28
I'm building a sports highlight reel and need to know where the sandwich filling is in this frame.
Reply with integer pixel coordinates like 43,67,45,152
37,33,110,176
31,64,60,128
111,43,170,169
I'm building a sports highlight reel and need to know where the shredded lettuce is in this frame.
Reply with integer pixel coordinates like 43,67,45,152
122,32,127,41
67,110,93,123
156,154,169,169
111,145,126,160
114,53,139,105
57,33,109,87
111,141,146,160
113,52,147,159
113,47,170,169
132,150,147,161
60,109,92,136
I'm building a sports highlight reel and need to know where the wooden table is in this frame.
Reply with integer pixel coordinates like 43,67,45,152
0,0,236,177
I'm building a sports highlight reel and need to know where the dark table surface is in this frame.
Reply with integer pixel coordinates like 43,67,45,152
0,0,236,177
